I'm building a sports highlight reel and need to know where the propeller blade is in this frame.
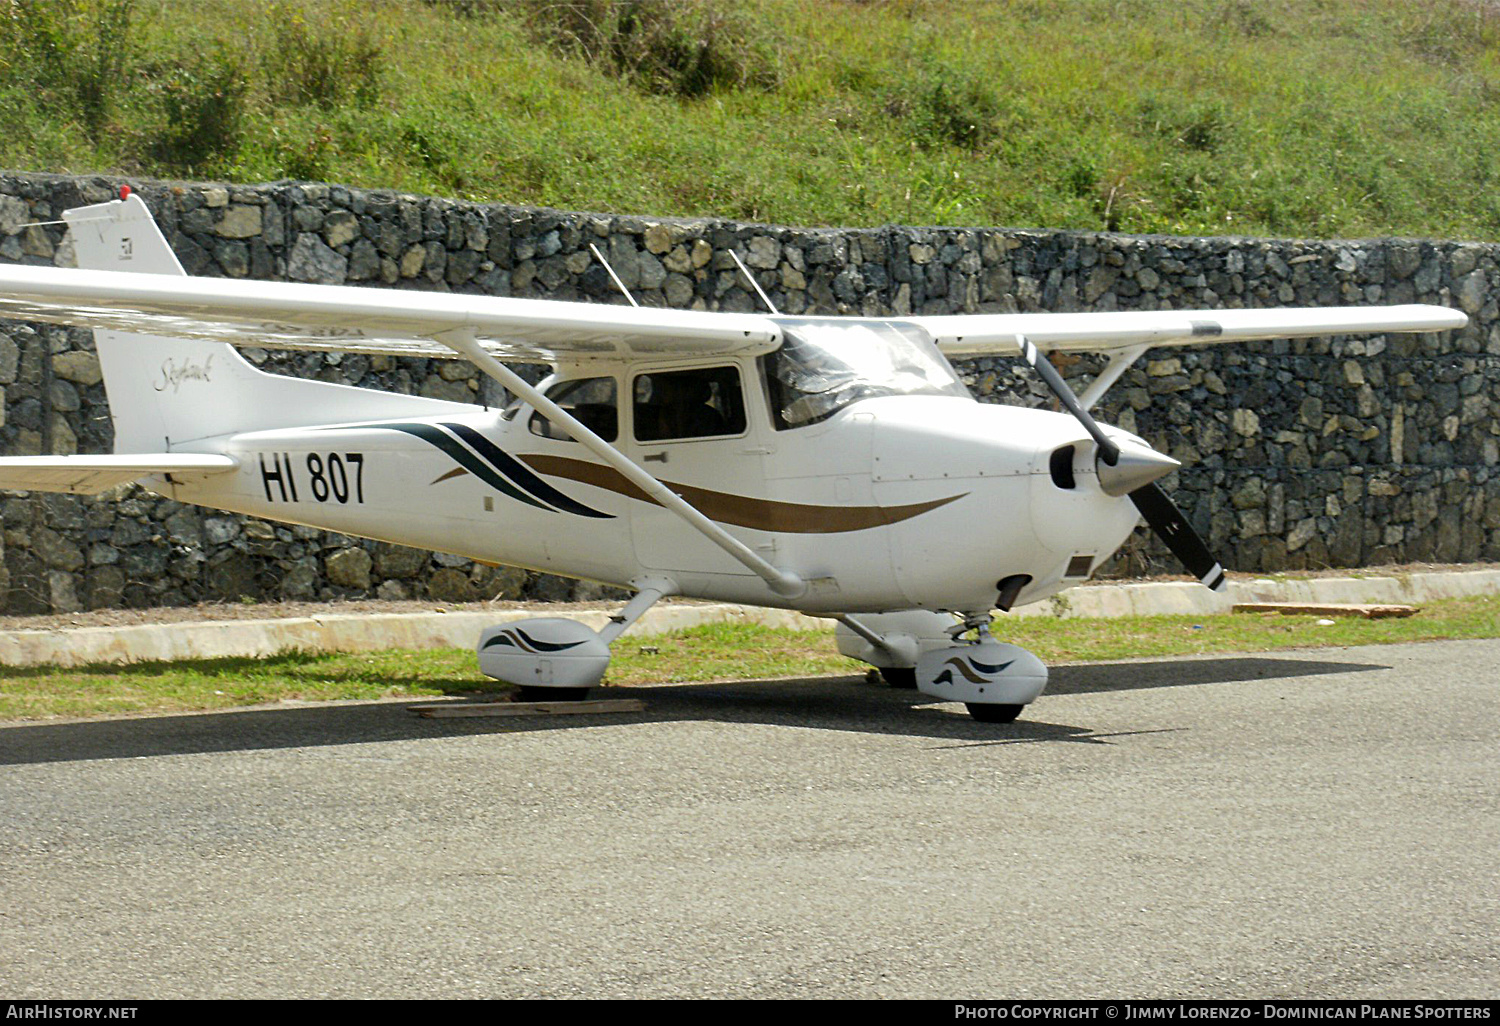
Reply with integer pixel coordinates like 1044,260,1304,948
1015,334,1119,465
1129,482,1227,592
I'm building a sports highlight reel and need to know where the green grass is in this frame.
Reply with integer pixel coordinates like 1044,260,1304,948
3,595,1498,722
5,0,1500,238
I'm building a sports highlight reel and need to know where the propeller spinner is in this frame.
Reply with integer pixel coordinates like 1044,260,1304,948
1016,335,1227,592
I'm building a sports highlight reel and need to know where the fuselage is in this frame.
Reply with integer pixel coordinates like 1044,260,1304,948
166,346,1148,616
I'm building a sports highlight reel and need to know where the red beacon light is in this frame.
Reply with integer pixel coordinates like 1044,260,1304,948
119,185,131,201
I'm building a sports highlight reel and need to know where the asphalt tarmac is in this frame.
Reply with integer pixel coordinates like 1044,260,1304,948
1,638,1496,999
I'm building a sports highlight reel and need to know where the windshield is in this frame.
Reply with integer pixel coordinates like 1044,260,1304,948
762,319,970,428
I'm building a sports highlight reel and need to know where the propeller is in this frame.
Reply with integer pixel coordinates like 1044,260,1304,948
1015,334,1227,592
1126,480,1227,591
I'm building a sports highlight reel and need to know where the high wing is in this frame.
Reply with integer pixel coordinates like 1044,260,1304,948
0,263,782,364
0,454,239,495
0,263,1463,365
913,305,1467,356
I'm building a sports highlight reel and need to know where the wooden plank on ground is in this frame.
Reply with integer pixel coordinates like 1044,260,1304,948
408,698,646,718
1232,602,1419,619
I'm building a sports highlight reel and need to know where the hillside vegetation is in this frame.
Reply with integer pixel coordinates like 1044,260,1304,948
3,0,1500,239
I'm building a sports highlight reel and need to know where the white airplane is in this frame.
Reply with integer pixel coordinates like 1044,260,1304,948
0,191,1468,721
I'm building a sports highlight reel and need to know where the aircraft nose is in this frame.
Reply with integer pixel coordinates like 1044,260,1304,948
1096,442,1180,497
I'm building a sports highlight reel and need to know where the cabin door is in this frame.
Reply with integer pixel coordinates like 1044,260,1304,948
624,363,768,576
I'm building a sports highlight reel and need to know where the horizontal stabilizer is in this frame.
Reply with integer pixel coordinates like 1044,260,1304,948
0,453,238,495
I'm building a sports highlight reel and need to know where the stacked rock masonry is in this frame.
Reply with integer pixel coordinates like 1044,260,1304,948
1,172,1496,614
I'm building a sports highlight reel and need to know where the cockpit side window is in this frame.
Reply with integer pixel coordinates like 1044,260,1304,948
528,376,618,441
633,366,747,442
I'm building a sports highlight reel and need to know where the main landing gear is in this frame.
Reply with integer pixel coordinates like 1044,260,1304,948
878,667,918,689
476,579,674,700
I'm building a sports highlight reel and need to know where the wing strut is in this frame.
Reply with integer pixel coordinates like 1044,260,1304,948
1076,344,1148,412
435,330,807,600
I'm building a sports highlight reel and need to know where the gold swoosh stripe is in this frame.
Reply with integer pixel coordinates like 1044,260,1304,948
943,657,990,685
519,454,965,534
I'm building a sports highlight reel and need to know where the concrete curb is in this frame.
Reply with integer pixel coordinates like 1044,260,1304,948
1,570,1496,669
1009,569,1500,619
0,603,812,668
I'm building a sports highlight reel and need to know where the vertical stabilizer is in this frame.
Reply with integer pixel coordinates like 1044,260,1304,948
66,194,267,452
63,194,475,453
68,193,186,276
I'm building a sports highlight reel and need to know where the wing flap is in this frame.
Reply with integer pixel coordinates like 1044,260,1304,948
0,264,781,364
0,454,238,495
915,305,1468,356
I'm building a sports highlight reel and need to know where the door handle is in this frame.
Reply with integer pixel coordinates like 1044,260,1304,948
643,452,668,463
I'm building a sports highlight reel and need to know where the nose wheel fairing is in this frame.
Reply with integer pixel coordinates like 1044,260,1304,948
914,638,1049,708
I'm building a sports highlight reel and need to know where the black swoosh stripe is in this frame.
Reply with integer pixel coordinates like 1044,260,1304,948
481,629,588,654
514,628,588,652
482,632,535,653
442,423,611,519
968,657,1015,675
941,656,1015,683
364,422,551,512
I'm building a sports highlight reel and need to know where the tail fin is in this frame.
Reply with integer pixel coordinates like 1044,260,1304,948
67,193,231,452
64,194,471,453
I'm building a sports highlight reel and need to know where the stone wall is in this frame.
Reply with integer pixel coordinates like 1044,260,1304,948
1,170,1496,614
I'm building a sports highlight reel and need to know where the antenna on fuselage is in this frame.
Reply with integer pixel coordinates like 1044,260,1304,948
588,243,640,308
729,249,780,315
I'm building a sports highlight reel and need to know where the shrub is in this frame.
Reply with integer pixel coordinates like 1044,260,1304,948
261,1,382,108
882,57,1001,151
0,0,136,135
276,122,336,181
419,0,505,16
1136,94,1230,154
515,0,782,98
145,47,248,172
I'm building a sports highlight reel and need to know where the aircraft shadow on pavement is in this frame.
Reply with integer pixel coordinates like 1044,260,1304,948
0,653,1386,766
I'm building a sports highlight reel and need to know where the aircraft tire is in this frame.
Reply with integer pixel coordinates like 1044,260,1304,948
966,702,1024,723
516,685,593,702
879,667,918,689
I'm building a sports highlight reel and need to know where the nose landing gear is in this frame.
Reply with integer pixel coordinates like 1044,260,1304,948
835,610,1049,722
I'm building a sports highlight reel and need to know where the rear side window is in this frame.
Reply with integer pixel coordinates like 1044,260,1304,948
633,366,746,442
529,376,618,442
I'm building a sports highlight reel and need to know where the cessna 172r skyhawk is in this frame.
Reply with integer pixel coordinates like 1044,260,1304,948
0,192,1469,721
